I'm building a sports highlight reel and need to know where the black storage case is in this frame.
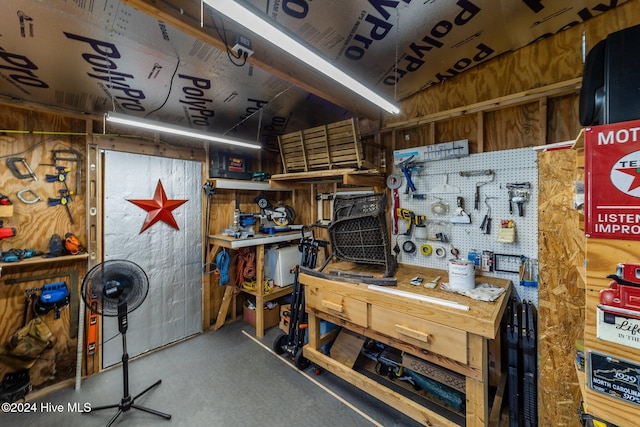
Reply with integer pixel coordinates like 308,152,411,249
208,147,252,180
579,24,640,126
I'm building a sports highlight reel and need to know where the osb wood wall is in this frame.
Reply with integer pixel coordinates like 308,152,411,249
0,104,88,391
361,2,640,425
538,149,585,427
386,1,640,131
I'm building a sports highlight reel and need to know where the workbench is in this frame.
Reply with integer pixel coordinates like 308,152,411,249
208,230,304,337
301,261,512,426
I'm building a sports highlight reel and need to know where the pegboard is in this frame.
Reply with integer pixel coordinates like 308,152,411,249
390,147,538,306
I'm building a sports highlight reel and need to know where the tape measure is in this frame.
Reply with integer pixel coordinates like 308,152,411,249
420,244,432,256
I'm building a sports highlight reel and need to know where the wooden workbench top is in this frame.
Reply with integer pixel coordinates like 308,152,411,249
300,261,512,339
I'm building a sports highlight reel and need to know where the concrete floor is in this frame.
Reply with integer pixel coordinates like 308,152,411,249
2,320,426,427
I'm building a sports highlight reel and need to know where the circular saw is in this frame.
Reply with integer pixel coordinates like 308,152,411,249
272,204,295,227
253,193,295,227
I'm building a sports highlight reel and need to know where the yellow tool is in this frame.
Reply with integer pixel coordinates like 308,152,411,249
396,208,425,236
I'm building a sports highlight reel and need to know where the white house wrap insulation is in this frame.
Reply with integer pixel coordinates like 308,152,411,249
102,150,202,368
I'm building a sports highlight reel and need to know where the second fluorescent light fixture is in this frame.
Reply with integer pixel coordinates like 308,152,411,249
105,112,261,149
203,0,400,115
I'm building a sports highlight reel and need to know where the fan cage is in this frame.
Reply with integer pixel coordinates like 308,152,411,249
82,260,150,317
328,193,397,277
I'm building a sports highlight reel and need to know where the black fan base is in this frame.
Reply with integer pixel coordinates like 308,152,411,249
89,379,171,427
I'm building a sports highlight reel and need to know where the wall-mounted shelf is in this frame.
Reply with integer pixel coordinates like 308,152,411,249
0,253,89,276
270,168,384,188
207,178,292,192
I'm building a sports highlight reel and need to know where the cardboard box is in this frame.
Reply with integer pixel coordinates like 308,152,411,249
243,301,279,329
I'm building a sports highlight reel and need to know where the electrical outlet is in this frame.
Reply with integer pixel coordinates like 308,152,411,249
232,34,253,59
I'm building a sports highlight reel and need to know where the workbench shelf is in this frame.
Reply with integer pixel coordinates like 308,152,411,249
208,232,302,338
239,283,293,301
355,356,466,425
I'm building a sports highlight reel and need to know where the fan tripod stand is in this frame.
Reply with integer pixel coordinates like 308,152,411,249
88,303,171,427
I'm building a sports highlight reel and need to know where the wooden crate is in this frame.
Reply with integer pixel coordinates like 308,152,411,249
278,118,366,173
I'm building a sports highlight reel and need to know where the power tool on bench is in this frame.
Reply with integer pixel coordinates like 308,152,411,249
253,193,295,229
1,248,43,262
224,194,296,237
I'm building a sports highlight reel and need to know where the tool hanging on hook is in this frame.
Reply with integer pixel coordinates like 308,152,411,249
52,149,83,195
398,155,424,194
17,188,42,204
459,170,494,210
386,174,402,234
506,182,531,217
480,196,497,235
7,158,37,181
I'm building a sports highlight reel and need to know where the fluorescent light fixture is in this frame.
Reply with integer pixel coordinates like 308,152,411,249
203,0,400,115
105,111,261,150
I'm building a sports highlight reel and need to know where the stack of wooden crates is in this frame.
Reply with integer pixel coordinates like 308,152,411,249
277,118,376,173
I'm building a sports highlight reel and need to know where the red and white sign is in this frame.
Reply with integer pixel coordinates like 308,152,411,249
585,120,640,240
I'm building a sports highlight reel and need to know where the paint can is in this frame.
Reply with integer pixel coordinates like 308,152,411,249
448,259,476,290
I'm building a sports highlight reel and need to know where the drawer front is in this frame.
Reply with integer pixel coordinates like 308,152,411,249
306,287,368,328
370,305,467,364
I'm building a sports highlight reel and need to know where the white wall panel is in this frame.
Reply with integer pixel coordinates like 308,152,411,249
103,150,202,367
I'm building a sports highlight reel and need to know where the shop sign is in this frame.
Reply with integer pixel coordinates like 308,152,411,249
596,307,640,351
585,120,640,240
588,351,640,407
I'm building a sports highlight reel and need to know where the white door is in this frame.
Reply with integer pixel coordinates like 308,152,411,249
102,150,202,367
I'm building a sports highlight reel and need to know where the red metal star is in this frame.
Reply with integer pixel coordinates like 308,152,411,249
127,180,188,233
617,167,640,192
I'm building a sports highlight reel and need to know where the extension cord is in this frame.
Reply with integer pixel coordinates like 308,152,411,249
216,250,230,285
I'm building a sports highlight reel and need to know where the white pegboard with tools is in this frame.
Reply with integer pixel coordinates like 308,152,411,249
390,147,538,305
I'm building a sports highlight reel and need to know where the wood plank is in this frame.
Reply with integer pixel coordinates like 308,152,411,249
213,285,234,331
537,148,586,427
465,334,489,426
488,372,507,426
304,346,459,427
329,329,366,368
383,78,581,132
277,135,288,173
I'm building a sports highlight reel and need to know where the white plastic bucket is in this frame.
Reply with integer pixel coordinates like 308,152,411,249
414,224,427,239
448,259,476,290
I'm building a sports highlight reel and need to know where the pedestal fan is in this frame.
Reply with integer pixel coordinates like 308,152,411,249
81,260,171,427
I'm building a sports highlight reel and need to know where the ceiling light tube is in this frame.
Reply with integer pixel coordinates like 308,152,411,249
105,111,261,149
203,0,400,115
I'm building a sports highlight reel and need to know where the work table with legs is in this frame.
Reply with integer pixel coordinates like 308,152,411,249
301,261,512,426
